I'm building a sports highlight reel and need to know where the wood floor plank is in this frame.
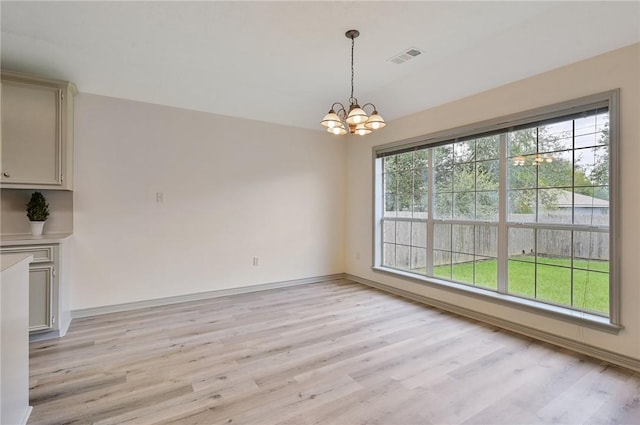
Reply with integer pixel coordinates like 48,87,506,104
26,279,640,425
535,363,637,423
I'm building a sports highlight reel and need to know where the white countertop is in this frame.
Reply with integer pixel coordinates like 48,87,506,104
0,233,72,247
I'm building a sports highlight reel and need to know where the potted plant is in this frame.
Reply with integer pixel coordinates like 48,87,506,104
26,191,50,236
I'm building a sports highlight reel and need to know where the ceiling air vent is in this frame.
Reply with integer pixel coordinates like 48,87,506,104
389,47,423,64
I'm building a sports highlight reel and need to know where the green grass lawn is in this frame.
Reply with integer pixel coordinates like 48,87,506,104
427,256,609,315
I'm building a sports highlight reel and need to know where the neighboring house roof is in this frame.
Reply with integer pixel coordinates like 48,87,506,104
554,189,609,208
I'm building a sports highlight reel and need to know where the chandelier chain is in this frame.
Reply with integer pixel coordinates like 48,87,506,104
350,35,355,102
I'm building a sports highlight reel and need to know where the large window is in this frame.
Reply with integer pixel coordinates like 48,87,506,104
375,92,618,325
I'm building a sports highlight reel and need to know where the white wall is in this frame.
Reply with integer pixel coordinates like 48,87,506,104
71,95,346,309
346,43,640,360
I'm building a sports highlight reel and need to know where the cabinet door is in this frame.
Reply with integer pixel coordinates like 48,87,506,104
29,266,53,332
1,81,62,186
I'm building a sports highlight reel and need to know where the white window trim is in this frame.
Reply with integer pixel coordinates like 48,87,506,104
372,90,621,332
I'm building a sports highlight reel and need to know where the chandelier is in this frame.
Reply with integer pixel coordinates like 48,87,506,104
321,29,386,136
512,154,554,166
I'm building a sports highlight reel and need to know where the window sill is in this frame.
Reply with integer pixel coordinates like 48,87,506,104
372,266,622,334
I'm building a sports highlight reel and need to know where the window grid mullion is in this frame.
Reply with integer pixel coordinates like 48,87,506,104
426,149,434,276
497,133,508,294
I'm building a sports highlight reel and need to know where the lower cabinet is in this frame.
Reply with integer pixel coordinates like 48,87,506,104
28,265,54,331
0,242,68,338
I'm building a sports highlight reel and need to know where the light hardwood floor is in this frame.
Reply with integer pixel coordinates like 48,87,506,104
27,278,640,425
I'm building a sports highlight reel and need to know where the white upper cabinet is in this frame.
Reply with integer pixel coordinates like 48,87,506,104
1,71,77,190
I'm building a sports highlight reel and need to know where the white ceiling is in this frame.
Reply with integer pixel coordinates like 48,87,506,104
2,1,639,131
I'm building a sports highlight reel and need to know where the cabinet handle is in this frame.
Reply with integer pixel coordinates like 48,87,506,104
2,172,9,178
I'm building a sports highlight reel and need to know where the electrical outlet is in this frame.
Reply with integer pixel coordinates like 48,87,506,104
253,257,260,266
156,192,164,203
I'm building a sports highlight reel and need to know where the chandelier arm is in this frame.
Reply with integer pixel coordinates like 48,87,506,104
361,103,378,113
331,102,347,120
331,102,346,111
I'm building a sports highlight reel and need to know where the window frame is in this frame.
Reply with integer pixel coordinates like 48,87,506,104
372,90,621,332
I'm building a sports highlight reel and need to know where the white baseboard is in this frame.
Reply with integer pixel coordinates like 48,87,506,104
71,273,346,319
29,316,71,342
346,273,640,373
20,406,33,425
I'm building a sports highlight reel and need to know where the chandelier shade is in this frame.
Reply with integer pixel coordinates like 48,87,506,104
321,29,386,136
354,123,372,136
346,105,368,125
365,111,386,130
321,110,342,128
328,125,347,135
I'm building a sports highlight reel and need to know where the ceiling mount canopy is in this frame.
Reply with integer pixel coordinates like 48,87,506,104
321,29,386,136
